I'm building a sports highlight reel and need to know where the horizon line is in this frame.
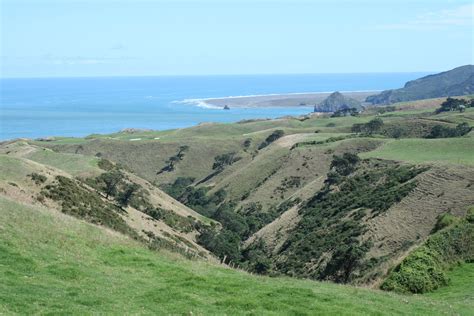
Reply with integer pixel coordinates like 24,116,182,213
0,70,439,80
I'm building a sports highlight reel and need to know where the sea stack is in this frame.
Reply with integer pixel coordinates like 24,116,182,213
314,91,362,112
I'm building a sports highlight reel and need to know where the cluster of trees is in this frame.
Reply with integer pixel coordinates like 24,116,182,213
197,201,283,265
195,152,242,185
436,97,474,113
331,107,359,117
164,176,287,264
163,177,225,217
426,122,472,138
28,172,47,185
96,170,140,207
351,118,384,135
212,152,241,171
157,145,189,174
371,106,396,114
258,130,285,149
275,158,425,283
42,175,136,237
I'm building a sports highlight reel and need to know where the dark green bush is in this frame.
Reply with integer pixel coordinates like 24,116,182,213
275,159,425,282
432,213,459,233
28,173,47,185
426,123,472,138
381,219,473,293
258,130,285,149
98,158,115,171
42,176,136,238
145,207,198,233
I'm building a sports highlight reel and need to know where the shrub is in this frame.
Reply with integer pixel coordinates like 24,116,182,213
275,160,425,282
98,158,115,171
331,108,359,117
28,173,47,185
258,130,285,149
144,207,198,233
432,213,459,233
351,118,384,135
435,97,470,113
243,138,252,149
213,152,241,170
330,153,360,176
426,123,472,138
42,176,136,237
382,219,473,293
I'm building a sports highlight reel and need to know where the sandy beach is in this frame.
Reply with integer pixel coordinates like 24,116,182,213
192,91,378,109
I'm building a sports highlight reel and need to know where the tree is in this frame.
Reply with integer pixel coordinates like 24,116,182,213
98,170,123,199
330,153,360,176
455,122,472,136
117,183,140,207
365,118,384,135
351,123,365,134
436,97,467,113
212,152,240,171
390,126,404,139
258,130,285,149
321,239,371,283
427,122,472,138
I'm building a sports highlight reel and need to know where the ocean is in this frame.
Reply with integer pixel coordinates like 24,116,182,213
0,73,428,140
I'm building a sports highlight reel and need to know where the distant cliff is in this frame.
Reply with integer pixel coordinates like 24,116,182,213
314,91,362,112
366,65,474,105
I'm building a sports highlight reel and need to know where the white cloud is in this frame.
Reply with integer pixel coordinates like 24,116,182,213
380,4,473,30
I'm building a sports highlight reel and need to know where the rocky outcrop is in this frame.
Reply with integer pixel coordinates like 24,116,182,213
314,91,362,112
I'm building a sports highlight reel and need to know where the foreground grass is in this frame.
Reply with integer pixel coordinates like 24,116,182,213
426,263,474,315
0,197,465,315
361,137,474,165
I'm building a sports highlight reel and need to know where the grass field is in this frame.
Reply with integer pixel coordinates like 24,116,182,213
24,148,101,176
0,196,468,315
361,137,474,165
426,263,474,315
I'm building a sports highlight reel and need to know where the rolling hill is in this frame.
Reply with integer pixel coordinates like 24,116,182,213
1,95,474,314
366,65,474,105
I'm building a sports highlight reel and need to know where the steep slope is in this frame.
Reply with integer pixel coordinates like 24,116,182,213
0,141,215,260
366,65,474,104
22,102,474,289
0,196,466,315
244,159,474,285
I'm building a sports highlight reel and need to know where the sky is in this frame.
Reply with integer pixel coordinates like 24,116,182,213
1,0,473,78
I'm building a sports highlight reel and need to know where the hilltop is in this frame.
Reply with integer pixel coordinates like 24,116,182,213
366,65,474,104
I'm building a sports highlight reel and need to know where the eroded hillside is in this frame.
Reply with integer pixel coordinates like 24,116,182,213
11,95,474,289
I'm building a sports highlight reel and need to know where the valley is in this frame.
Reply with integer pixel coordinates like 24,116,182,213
1,94,473,314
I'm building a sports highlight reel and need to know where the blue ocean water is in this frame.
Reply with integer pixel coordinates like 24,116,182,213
0,73,427,140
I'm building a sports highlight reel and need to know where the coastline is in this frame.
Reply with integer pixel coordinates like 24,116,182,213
178,90,379,109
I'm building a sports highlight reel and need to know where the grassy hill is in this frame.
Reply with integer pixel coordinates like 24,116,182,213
366,65,474,104
2,96,474,314
0,142,215,260
0,196,469,315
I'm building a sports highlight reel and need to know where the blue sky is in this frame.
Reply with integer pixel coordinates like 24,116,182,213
1,0,473,78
